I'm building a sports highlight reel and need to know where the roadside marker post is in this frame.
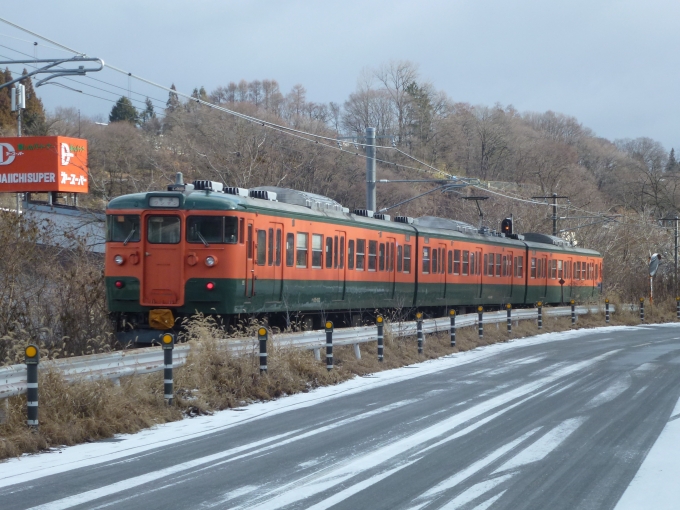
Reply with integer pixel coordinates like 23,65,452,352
376,316,384,362
605,299,610,323
325,321,334,371
571,300,576,326
537,302,543,330
449,310,456,347
506,304,512,333
477,306,484,338
25,344,39,428
161,333,174,405
676,297,679,320
640,298,645,323
416,312,424,354
258,327,268,374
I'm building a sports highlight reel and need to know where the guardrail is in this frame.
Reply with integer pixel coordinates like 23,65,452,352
0,304,608,400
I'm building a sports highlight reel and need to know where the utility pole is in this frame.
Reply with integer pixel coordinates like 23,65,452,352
11,84,25,214
532,192,568,236
365,127,376,212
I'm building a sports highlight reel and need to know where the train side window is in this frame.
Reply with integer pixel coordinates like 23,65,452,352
334,236,339,268
388,243,394,272
431,248,437,274
478,251,483,274
356,240,365,270
573,262,579,280
247,224,253,259
462,250,469,275
286,233,294,266
379,243,386,271
404,245,411,273
483,254,488,276
440,248,445,273
275,229,282,266
239,218,245,245
257,230,267,265
515,256,523,278
397,245,403,272
348,240,355,270
448,250,453,274
325,236,333,268
531,257,536,278
368,241,377,271
558,260,563,279
495,254,501,277
501,256,507,277
297,233,309,268
454,250,461,275
581,262,586,280
595,263,598,280
312,234,323,269
470,252,475,276
422,247,430,274
339,237,344,269
268,228,274,266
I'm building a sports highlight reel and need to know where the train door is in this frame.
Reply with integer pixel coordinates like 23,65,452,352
141,212,184,306
270,223,283,301
387,237,397,299
437,242,447,299
565,257,573,301
245,220,254,299
334,230,347,301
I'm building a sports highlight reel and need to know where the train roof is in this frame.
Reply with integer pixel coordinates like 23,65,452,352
107,185,601,257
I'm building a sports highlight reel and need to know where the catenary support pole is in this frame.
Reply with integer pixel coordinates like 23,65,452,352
258,327,268,374
366,127,376,211
416,312,423,354
449,309,456,347
325,321,334,371
161,333,174,405
25,344,39,428
478,306,484,338
376,315,384,362
506,304,512,333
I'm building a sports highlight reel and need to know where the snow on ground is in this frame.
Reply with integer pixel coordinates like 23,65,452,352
0,325,663,489
614,394,680,510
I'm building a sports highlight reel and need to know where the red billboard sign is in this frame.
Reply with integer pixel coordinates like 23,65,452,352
0,136,88,193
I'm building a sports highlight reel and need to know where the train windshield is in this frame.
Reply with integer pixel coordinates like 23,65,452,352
107,215,140,244
187,216,238,244
147,216,181,244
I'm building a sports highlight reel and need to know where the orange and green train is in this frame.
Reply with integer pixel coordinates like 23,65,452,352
105,181,603,344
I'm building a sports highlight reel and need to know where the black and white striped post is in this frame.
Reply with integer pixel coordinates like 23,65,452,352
161,333,174,405
258,327,268,374
640,297,645,323
506,304,512,333
325,321,334,371
25,344,39,429
477,306,484,338
570,300,576,326
605,298,610,323
537,302,543,330
416,312,423,354
376,315,384,362
449,309,456,347
676,297,679,320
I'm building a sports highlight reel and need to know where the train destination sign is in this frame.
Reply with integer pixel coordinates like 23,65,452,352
0,136,88,193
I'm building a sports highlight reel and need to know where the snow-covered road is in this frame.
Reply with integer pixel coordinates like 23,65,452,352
2,324,680,509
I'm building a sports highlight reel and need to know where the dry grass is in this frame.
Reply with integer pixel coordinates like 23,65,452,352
0,305,676,461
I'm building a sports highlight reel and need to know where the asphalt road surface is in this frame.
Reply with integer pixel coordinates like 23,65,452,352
2,324,680,510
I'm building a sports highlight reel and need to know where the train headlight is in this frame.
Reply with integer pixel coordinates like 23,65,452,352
205,256,216,267
114,255,125,265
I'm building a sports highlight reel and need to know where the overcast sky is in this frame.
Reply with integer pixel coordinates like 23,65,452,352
2,0,679,150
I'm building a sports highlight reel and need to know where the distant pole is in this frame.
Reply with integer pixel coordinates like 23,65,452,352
532,192,568,237
366,127,376,211
675,217,678,296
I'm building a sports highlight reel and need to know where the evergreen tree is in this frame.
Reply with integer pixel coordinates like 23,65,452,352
666,148,677,172
140,97,155,123
0,68,14,132
109,96,138,124
21,70,47,135
166,83,180,112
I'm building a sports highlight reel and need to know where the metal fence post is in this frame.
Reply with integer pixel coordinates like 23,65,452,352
376,315,384,362
571,300,576,326
640,298,644,323
477,306,484,338
506,304,512,333
325,321,334,371
416,312,423,354
258,327,268,374
537,301,543,329
449,310,456,347
161,333,174,405
25,344,39,428
605,299,610,323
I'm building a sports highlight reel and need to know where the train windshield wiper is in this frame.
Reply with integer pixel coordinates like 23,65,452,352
123,228,136,246
197,231,210,247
